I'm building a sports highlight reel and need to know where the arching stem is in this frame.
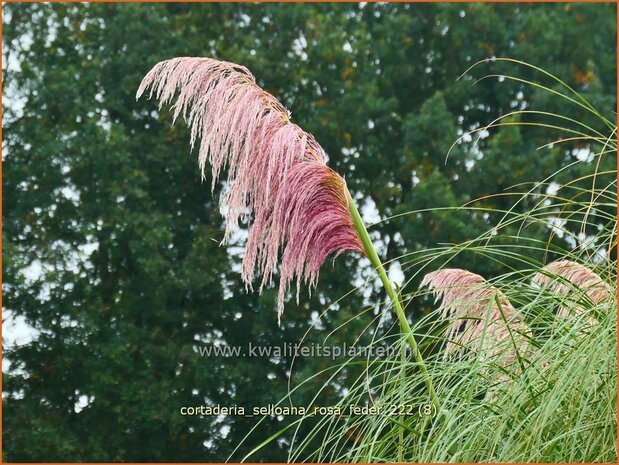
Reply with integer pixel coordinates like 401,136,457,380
346,189,441,414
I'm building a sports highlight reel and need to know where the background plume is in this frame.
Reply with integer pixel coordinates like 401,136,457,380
421,269,531,369
532,260,612,322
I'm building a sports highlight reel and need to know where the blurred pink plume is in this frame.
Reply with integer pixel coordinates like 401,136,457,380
421,269,530,367
532,260,612,321
137,57,364,321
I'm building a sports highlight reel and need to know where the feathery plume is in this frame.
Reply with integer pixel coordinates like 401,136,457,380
421,269,531,368
532,260,612,321
137,57,364,321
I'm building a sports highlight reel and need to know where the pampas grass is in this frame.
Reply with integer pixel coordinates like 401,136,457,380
137,57,364,320
137,57,441,410
533,260,612,324
421,269,531,369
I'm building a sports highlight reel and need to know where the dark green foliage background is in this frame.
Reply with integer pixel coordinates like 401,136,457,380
2,3,616,461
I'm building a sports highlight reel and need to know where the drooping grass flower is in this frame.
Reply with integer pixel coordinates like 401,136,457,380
136,57,365,321
137,56,441,412
532,260,612,322
421,269,531,368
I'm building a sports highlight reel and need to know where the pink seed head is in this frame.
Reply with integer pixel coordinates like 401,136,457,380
421,269,530,366
533,260,611,322
137,57,364,322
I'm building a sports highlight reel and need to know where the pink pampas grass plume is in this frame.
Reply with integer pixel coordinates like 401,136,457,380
532,260,612,322
137,57,364,322
421,269,531,368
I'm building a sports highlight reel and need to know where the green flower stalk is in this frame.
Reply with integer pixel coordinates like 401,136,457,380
347,191,441,413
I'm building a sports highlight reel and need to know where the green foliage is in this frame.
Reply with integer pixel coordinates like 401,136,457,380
2,2,616,461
